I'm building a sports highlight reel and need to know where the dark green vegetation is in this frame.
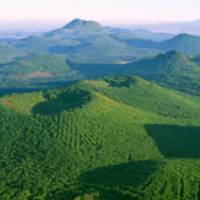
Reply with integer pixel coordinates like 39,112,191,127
0,19,200,199
1,19,200,91
0,76,200,200
125,51,200,96
0,53,81,88
69,51,200,96
1,49,200,96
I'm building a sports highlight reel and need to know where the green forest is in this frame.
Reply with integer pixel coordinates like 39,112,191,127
0,18,200,200
0,76,199,200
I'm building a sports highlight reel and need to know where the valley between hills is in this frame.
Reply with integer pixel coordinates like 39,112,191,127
0,19,200,200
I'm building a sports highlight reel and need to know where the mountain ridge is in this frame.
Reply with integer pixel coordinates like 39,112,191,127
63,18,103,31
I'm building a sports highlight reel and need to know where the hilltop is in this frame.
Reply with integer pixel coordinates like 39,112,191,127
63,18,103,31
0,18,200,200
69,51,200,96
114,32,200,56
0,53,80,88
125,51,200,95
126,50,200,76
159,33,200,56
7,19,158,64
1,19,200,93
0,76,199,199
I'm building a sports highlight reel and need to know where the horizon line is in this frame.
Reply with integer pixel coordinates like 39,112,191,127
0,17,200,25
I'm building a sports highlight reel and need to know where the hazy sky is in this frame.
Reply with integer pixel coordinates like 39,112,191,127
0,0,200,24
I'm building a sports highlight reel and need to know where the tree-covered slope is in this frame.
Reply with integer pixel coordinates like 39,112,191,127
126,51,200,76
0,53,81,88
0,43,25,64
125,51,200,95
89,76,200,118
1,50,199,96
0,76,199,200
6,19,159,64
159,33,200,56
69,51,200,96
113,32,200,57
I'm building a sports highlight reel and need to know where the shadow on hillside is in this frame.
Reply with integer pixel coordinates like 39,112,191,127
80,160,159,190
45,161,159,200
146,124,200,158
105,76,137,88
69,61,123,79
32,89,92,115
45,188,133,200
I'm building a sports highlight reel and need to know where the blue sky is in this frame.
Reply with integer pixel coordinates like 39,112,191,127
0,0,200,24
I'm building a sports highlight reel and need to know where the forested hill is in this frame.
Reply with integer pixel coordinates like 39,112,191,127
0,76,199,199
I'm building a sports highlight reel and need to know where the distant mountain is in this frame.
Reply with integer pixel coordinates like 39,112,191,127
4,19,200,61
1,48,198,95
159,34,200,56
125,51,200,95
0,43,25,64
127,50,199,74
109,28,174,42
0,53,81,88
114,33,200,56
6,19,160,64
0,19,200,94
69,51,200,95
119,37,159,49
63,18,103,31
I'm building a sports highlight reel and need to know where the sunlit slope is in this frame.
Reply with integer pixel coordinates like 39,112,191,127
1,76,200,118
69,51,200,96
0,76,199,200
82,76,200,119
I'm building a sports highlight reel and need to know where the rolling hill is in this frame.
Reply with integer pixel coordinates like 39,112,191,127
126,51,200,77
114,32,200,57
7,19,159,64
68,51,200,96
109,28,174,42
0,50,197,96
0,43,25,64
0,53,81,89
3,19,200,66
159,33,200,56
0,76,199,200
0,18,200,200
125,51,200,95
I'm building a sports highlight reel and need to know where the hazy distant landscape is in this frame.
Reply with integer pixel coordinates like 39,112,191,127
0,0,200,199
1,18,200,92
